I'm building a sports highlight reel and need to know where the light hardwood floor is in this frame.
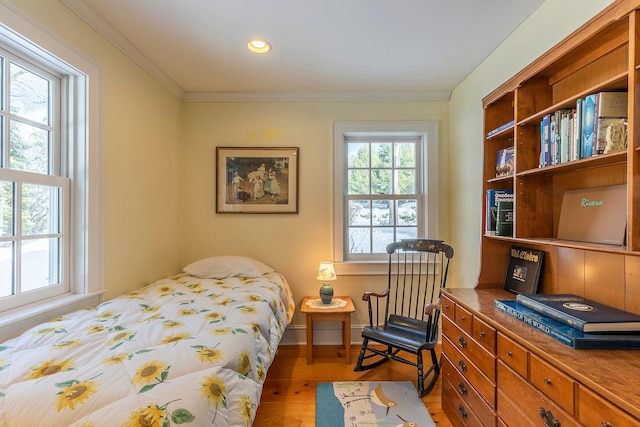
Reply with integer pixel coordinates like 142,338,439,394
254,344,452,426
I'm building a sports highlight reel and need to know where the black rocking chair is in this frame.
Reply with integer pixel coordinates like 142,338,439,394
353,239,454,397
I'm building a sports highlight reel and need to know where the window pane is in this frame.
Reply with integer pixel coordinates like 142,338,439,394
371,169,391,194
371,143,392,168
0,181,14,237
10,62,50,125
347,170,369,195
21,183,60,235
397,227,418,240
349,200,370,226
372,200,392,226
348,228,370,253
395,170,415,194
372,227,394,253
347,142,369,168
0,242,13,297
10,120,49,174
395,142,416,168
21,237,60,291
397,199,418,226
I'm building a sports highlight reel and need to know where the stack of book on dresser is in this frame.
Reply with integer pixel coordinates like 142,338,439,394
494,294,640,349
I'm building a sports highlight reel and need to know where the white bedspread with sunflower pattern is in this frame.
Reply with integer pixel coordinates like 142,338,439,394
0,271,295,427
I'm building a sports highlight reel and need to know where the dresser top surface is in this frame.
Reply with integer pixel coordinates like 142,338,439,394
443,287,640,418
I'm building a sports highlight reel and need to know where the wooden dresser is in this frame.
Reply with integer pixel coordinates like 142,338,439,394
441,287,640,427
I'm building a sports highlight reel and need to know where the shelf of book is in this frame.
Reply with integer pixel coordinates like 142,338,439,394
516,73,629,126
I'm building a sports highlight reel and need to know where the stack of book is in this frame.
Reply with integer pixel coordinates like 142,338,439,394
494,294,640,349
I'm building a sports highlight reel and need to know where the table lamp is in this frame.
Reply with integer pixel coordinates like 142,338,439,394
317,262,337,304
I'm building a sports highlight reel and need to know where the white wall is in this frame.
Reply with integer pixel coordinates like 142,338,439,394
448,0,615,289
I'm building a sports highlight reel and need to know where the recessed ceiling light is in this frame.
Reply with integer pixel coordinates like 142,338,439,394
248,39,271,54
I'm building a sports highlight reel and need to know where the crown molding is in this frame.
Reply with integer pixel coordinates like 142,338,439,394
183,90,451,103
60,0,185,99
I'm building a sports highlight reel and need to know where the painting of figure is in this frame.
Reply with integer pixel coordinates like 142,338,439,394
216,147,298,213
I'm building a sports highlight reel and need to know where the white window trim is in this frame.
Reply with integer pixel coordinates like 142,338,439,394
0,2,103,339
333,121,438,275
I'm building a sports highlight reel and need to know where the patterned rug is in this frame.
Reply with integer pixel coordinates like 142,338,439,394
316,381,436,427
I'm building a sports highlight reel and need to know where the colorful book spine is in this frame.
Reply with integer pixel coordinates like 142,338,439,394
494,299,574,346
582,94,596,158
540,114,551,167
573,101,582,161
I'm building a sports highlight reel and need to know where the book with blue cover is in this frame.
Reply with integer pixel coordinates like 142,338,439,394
494,300,640,349
515,293,640,332
582,94,597,157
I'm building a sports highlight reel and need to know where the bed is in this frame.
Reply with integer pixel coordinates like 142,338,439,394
0,256,295,426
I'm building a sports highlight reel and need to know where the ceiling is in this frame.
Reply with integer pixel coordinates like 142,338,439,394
60,0,545,101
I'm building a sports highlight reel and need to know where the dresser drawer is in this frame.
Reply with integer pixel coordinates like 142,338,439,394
497,361,581,427
442,295,455,320
496,332,527,378
442,356,496,426
455,304,473,334
472,315,496,353
442,317,495,379
578,385,640,427
497,389,537,427
443,376,487,427
443,335,496,407
530,353,575,414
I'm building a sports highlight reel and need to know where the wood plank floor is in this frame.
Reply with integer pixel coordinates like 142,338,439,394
254,344,453,426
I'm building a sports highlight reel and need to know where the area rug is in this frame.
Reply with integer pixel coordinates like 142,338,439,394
316,381,436,427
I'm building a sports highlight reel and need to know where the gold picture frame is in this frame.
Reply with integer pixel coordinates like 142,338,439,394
216,146,299,214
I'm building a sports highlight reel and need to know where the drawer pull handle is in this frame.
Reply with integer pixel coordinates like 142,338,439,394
459,316,466,321
543,378,552,385
458,359,467,372
458,404,467,419
457,381,467,395
480,331,485,336
505,350,513,357
602,423,612,427
458,336,467,348
539,407,560,427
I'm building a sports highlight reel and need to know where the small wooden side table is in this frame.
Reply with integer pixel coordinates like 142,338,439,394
300,296,355,365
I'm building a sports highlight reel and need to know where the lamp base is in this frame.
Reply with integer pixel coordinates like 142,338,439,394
319,282,334,304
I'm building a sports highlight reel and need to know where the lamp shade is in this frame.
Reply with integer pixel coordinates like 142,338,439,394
316,262,337,281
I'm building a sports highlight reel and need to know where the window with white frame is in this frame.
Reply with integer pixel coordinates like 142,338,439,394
333,122,438,272
0,47,70,311
0,6,101,323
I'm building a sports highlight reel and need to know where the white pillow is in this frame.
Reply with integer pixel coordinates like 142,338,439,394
183,256,275,279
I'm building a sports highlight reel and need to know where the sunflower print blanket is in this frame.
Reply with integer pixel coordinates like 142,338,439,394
0,272,295,427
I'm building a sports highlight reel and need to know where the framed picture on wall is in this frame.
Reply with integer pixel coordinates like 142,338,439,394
216,146,299,214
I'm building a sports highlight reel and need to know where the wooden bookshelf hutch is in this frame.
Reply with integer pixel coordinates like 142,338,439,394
442,1,640,426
